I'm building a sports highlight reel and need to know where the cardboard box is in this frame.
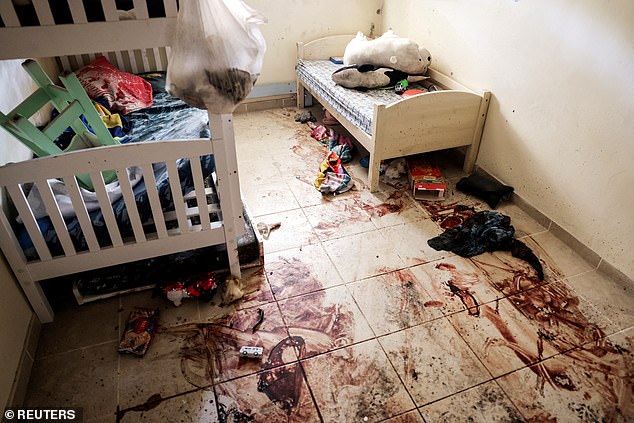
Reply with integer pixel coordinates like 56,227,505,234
407,157,446,201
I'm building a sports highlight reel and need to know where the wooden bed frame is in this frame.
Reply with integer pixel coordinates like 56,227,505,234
296,35,491,192
0,1,247,323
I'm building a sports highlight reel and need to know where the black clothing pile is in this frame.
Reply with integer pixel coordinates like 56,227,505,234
427,211,544,280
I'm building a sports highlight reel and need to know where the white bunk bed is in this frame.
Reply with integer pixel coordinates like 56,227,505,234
0,0,247,323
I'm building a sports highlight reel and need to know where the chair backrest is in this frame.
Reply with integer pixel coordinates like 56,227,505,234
0,60,120,189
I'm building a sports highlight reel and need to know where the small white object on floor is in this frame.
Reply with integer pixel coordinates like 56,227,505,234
385,158,407,179
257,222,281,240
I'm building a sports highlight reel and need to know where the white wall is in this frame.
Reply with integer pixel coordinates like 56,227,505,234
0,57,57,408
382,0,634,280
246,0,383,85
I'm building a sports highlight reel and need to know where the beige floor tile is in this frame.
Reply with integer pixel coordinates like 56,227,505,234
278,285,374,359
347,269,443,336
215,362,321,422
496,327,634,422
419,381,524,422
25,342,118,420
256,208,319,254
409,256,501,316
382,410,425,422
566,270,634,333
118,330,204,409
495,201,549,238
324,230,406,282
352,189,429,229
381,218,450,267
379,319,491,406
264,243,344,300
36,296,120,358
287,173,330,208
240,179,300,218
526,231,596,280
302,339,416,422
118,388,217,422
303,198,376,241
447,298,560,378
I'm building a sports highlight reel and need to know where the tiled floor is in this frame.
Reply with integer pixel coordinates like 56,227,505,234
24,107,634,422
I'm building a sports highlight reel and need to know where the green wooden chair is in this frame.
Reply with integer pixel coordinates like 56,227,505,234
0,59,120,190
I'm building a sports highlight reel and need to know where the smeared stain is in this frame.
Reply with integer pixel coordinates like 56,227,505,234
424,300,445,308
355,191,408,218
115,393,166,421
421,202,476,229
258,336,306,414
265,257,323,298
436,262,480,316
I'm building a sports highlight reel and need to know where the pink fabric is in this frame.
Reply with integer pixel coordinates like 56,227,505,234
76,56,153,114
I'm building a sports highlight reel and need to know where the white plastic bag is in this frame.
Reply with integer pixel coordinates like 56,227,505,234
166,0,266,113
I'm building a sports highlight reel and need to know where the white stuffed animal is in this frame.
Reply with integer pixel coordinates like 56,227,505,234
343,30,431,75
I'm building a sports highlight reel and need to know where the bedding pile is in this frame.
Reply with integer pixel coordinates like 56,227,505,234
17,70,214,260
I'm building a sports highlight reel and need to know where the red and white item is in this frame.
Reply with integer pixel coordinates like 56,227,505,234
76,56,153,114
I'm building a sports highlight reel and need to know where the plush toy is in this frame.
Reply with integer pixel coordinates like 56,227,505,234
343,30,432,75
331,64,428,91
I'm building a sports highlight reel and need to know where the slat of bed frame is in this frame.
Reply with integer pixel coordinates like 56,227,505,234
62,174,101,252
6,184,53,262
67,0,88,24
101,0,119,21
164,0,178,17
166,160,190,233
0,2,20,27
133,0,150,20
189,157,212,230
89,171,124,247
34,179,77,257
140,163,168,239
32,0,54,25
116,167,146,243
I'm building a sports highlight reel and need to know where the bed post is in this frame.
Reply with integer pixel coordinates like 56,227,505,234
0,212,54,323
208,112,242,279
296,42,306,109
463,90,491,173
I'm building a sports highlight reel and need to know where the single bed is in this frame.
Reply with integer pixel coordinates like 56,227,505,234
296,34,491,192
0,0,249,323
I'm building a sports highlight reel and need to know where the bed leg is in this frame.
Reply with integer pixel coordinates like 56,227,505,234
368,155,381,193
209,112,242,279
297,81,305,109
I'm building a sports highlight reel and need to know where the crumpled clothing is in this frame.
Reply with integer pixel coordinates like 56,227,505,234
314,151,353,195
427,211,544,279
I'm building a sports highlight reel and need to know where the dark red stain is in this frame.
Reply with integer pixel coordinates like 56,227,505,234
436,262,480,317
257,336,306,415
265,257,323,298
355,191,407,218
115,393,171,422
424,300,445,308
422,202,476,229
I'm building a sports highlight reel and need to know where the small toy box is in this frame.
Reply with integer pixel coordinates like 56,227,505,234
407,157,446,201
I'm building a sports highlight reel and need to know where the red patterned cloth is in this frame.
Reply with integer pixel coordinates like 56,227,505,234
76,56,153,114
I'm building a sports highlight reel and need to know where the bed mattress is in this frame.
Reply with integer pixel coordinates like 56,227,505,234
296,59,429,135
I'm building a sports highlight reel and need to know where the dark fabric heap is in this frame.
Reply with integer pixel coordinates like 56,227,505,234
427,211,544,280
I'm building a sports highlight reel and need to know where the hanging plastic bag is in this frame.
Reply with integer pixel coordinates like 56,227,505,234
166,0,267,113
